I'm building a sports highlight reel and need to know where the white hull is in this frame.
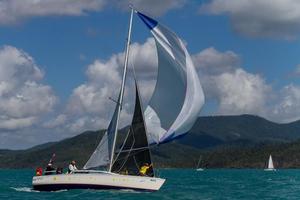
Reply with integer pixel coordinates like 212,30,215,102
32,171,165,191
196,168,204,171
264,168,276,171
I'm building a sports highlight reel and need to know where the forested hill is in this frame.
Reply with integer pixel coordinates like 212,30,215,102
188,114,300,146
1,114,300,169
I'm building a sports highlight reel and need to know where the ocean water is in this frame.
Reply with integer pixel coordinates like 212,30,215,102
2,169,300,200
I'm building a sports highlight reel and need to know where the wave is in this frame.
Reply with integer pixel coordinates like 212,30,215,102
11,187,67,193
119,189,143,193
11,187,38,193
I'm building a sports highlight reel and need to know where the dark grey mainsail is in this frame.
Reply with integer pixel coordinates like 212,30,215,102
111,82,154,177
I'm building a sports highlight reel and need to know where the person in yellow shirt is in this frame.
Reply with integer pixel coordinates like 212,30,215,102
139,163,152,176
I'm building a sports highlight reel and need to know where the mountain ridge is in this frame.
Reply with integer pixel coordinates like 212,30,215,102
1,114,300,169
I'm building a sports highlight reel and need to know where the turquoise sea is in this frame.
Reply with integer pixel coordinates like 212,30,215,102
2,169,300,200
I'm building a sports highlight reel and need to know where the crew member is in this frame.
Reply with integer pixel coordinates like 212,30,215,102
45,163,55,175
139,163,152,176
68,160,78,174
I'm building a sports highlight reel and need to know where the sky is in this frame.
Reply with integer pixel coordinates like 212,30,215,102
1,0,300,149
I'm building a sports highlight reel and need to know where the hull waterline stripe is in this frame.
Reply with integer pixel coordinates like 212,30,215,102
33,183,157,192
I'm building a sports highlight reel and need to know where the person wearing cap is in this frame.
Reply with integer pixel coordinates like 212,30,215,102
68,160,78,174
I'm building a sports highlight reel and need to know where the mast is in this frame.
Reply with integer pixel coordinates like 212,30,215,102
109,7,134,172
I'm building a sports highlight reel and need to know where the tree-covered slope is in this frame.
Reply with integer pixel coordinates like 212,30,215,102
1,115,300,169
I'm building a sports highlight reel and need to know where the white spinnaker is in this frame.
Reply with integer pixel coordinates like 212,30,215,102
138,12,205,144
84,11,205,168
268,155,274,169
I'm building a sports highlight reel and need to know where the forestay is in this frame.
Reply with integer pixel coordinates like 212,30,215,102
137,12,205,144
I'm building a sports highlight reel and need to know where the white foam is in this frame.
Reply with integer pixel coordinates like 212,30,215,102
11,187,68,193
11,187,38,193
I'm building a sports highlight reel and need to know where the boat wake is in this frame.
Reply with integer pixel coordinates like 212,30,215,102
104,189,144,194
119,189,144,193
11,187,67,193
11,187,38,193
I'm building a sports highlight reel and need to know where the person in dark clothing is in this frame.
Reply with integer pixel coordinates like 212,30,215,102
56,167,63,174
45,163,55,175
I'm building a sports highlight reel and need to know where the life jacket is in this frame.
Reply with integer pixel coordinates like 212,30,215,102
139,165,150,175
36,167,43,176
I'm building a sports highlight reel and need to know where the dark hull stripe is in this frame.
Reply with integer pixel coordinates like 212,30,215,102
33,184,155,192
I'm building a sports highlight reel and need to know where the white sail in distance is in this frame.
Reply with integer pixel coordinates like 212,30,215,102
137,12,205,144
268,155,274,169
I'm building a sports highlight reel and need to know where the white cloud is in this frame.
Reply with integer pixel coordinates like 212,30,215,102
193,47,300,123
129,38,157,79
193,47,271,116
63,41,273,134
212,69,271,115
67,58,121,116
63,63,117,131
1,82,57,118
6,39,298,149
192,47,240,75
66,116,104,133
0,45,57,130
64,41,299,135
271,84,300,123
0,0,186,25
60,38,157,134
199,0,300,39
114,0,186,16
0,46,43,94
0,0,106,25
0,116,37,130
43,114,67,128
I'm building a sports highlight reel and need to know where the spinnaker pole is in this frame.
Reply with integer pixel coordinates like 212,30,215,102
108,7,134,172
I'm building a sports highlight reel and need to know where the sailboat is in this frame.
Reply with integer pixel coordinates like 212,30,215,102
32,7,204,191
264,154,276,171
196,156,204,171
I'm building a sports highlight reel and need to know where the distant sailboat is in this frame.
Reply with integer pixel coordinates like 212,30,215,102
264,154,276,171
32,7,205,192
196,156,204,171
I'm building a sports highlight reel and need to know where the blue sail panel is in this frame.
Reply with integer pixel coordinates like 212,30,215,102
137,12,158,30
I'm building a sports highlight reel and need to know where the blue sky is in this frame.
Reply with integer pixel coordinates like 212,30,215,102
1,0,300,149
